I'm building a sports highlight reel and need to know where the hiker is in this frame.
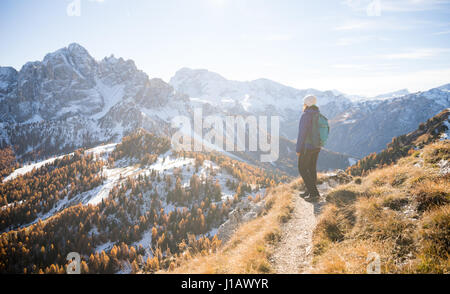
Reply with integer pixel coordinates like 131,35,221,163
296,95,328,201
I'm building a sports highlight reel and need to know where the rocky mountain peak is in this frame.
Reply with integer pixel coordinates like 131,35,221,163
0,44,195,159
0,67,18,94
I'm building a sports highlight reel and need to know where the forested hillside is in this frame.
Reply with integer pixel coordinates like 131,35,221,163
0,129,284,274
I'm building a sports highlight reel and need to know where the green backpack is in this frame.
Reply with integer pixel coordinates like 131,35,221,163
306,112,330,148
317,113,330,147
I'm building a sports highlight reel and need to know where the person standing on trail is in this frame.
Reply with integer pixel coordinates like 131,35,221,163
296,95,329,202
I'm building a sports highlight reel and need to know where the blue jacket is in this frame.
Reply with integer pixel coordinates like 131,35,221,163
296,105,320,153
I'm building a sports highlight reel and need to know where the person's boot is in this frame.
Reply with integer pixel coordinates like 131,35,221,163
305,192,320,202
299,190,310,198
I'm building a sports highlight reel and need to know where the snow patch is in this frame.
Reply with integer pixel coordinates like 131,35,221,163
440,119,450,141
3,155,66,182
24,113,43,124
95,241,115,254
87,165,141,205
438,159,449,175
2,143,117,183
92,79,125,119
148,155,195,172
131,230,153,261
1,200,24,211
85,143,118,158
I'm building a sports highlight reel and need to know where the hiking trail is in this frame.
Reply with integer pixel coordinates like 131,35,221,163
270,182,331,274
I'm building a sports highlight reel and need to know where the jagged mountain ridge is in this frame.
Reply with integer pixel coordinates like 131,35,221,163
170,68,450,158
170,67,354,139
0,43,191,159
328,86,450,157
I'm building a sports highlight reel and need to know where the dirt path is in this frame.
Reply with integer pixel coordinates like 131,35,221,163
270,185,329,274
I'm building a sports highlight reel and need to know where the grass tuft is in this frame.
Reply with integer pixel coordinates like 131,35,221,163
413,179,450,212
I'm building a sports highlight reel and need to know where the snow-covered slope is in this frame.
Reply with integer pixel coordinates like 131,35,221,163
171,68,350,112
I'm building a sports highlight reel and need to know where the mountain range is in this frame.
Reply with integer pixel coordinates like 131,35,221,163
170,67,450,158
0,44,194,160
0,43,449,170
1,43,449,274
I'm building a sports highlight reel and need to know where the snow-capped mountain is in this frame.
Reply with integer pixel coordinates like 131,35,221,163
170,68,352,112
337,89,411,102
373,89,410,100
327,86,450,157
0,43,191,159
0,47,356,173
170,68,450,158
170,68,353,139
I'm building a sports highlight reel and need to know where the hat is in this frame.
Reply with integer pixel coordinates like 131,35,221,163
303,95,317,107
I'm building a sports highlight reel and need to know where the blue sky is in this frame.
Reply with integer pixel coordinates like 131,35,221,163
1,0,450,96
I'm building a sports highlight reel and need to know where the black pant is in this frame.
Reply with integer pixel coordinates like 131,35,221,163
298,149,320,196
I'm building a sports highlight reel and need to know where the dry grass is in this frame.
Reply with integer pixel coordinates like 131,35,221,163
312,141,450,274
311,239,394,274
414,204,450,273
325,185,361,205
422,141,450,164
163,181,297,274
413,179,449,213
313,204,351,255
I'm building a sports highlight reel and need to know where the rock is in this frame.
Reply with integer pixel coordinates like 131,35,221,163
242,211,258,222
326,170,353,185
253,202,265,215
217,199,266,243
438,159,449,175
